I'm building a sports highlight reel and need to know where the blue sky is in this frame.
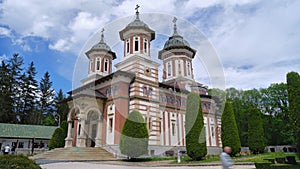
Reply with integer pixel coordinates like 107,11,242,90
1,0,300,93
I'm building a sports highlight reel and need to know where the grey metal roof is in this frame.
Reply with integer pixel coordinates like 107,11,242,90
119,12,155,41
163,35,191,49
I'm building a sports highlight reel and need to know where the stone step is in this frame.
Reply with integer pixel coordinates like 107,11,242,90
31,147,115,161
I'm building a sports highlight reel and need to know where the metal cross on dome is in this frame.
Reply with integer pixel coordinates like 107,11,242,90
173,17,177,24
100,28,105,42
135,4,140,13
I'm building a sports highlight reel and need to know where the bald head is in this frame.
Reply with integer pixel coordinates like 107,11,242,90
224,146,231,154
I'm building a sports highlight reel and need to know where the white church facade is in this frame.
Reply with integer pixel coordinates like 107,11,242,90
65,7,222,156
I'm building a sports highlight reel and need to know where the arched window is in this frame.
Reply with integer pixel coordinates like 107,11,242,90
187,62,191,76
96,57,100,71
178,60,181,75
148,88,153,96
126,39,130,53
142,86,147,95
144,38,148,53
134,36,139,51
104,58,109,72
90,59,93,71
167,62,172,76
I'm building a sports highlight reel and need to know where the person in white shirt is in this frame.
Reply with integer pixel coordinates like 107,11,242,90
4,144,10,155
220,146,233,169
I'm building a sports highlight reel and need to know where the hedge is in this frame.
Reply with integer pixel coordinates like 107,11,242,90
0,155,41,169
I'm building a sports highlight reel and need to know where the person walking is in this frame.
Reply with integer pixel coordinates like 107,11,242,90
220,146,233,169
4,144,11,155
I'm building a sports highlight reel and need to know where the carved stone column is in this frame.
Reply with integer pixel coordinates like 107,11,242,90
95,118,103,147
65,121,73,148
77,119,86,147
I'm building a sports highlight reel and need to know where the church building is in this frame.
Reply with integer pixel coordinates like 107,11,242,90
65,6,222,155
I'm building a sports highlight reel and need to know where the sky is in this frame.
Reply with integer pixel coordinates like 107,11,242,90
0,0,300,94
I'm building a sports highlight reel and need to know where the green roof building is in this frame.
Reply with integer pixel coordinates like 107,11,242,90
0,123,57,154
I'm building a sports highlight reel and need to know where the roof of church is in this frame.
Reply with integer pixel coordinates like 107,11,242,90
0,123,57,139
86,29,117,60
119,10,155,40
159,18,196,58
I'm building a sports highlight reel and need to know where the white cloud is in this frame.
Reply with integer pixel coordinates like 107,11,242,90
49,39,70,52
0,27,12,37
209,0,300,89
1,0,299,90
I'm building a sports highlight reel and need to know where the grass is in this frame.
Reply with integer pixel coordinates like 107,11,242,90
235,152,299,163
169,152,300,165
170,154,220,164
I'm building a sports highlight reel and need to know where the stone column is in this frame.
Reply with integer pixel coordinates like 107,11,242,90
72,119,78,147
77,119,86,147
95,119,103,147
64,121,73,148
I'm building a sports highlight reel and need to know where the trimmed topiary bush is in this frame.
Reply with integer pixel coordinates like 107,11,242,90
48,127,65,150
60,120,68,138
0,155,41,169
120,110,149,159
248,108,265,154
221,101,241,156
185,92,207,160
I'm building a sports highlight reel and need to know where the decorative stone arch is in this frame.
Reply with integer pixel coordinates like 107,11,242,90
85,108,103,147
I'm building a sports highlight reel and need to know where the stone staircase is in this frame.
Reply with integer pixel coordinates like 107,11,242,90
31,147,116,161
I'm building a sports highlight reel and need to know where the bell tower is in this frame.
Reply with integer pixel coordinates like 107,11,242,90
115,5,161,146
158,18,197,91
82,29,116,85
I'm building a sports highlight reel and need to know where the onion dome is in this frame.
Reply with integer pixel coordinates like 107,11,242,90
119,5,155,41
160,17,196,57
86,28,116,59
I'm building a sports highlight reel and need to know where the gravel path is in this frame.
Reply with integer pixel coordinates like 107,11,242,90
41,162,255,169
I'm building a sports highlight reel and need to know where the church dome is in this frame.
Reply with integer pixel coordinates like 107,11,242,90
91,40,111,51
126,16,150,28
163,34,191,49
119,5,155,41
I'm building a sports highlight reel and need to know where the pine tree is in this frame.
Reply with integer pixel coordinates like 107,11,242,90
120,110,149,159
8,54,24,121
185,92,207,160
0,61,13,123
39,71,55,125
248,108,265,154
221,101,241,156
286,72,300,157
54,89,69,123
21,62,39,124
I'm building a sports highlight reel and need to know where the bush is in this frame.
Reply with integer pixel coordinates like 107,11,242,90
120,110,149,158
185,92,207,160
270,164,292,169
60,120,68,138
48,127,65,150
275,157,286,164
286,156,296,165
255,161,272,169
248,108,265,154
221,101,241,156
264,158,275,164
0,155,41,169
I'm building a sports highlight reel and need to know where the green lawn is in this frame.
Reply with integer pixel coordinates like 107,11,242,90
169,152,299,165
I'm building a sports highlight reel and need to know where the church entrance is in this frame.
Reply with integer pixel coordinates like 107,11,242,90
86,111,99,147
